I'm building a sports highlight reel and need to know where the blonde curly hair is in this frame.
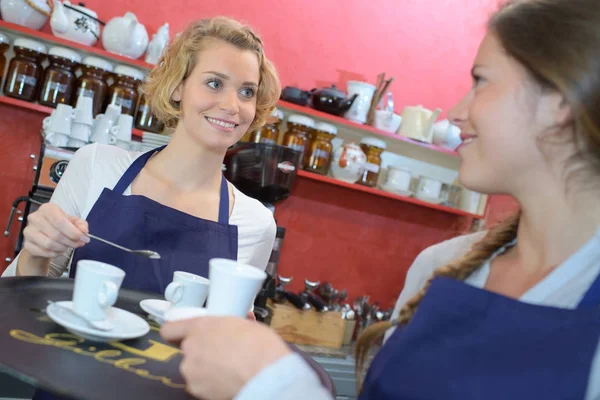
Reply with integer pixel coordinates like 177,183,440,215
141,17,281,133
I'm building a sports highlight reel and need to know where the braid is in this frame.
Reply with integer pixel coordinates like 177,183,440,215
354,212,521,392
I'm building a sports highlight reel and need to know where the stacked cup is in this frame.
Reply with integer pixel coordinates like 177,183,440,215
42,104,73,147
111,114,134,150
68,95,95,148
91,104,121,145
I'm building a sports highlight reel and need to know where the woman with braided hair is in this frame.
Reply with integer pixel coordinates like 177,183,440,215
160,1,600,399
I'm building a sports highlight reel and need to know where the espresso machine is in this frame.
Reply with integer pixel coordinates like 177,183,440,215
223,142,302,323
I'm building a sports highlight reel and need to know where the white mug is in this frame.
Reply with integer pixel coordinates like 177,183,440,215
67,138,87,148
43,104,73,136
374,110,402,133
45,131,70,147
384,167,412,192
70,123,92,142
206,258,267,317
416,176,443,200
110,114,133,143
73,95,94,126
72,260,125,321
164,271,210,308
91,114,118,145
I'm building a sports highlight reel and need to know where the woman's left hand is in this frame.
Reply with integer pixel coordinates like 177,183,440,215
161,317,291,400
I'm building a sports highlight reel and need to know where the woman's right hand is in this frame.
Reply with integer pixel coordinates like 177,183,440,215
22,203,90,260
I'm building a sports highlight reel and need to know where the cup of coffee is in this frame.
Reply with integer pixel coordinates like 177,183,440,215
164,271,210,308
72,260,125,321
206,258,267,317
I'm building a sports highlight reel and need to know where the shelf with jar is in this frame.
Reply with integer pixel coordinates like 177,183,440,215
243,109,488,219
0,23,168,148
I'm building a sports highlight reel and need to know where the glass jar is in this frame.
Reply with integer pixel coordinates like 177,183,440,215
282,114,315,168
135,94,164,133
248,108,283,144
357,137,387,187
74,56,113,116
105,65,144,116
304,122,337,175
38,46,81,108
4,38,46,102
0,34,9,83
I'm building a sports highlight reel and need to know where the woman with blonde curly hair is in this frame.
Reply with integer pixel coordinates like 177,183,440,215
4,17,281,298
160,1,600,399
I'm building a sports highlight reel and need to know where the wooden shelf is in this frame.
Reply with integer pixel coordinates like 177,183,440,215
0,96,143,139
297,170,483,219
0,21,152,70
277,100,458,157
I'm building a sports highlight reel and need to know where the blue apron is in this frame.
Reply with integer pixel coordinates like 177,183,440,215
360,272,600,399
33,145,238,400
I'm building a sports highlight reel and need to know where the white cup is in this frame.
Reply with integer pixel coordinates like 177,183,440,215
110,114,133,143
45,131,70,147
206,258,267,317
70,123,92,142
164,271,210,308
67,138,87,148
43,104,73,136
384,167,412,191
374,110,402,133
72,260,125,321
91,113,118,145
73,95,94,126
416,176,443,200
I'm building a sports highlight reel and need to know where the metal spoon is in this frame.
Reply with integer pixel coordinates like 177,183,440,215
88,234,161,259
47,300,113,331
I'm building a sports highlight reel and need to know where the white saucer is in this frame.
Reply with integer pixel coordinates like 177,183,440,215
139,299,172,325
46,301,150,343
380,184,413,197
163,307,209,322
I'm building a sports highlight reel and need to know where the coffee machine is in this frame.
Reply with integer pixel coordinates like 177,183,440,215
223,143,301,323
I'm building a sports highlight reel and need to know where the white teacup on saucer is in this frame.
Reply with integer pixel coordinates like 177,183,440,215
46,301,150,342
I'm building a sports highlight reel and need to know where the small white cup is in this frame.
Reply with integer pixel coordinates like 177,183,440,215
45,131,70,147
416,176,443,200
67,138,87,148
72,260,125,322
91,114,118,145
43,104,73,136
70,123,92,142
110,114,133,143
374,110,402,133
164,271,210,308
384,167,411,192
206,258,267,317
73,95,94,126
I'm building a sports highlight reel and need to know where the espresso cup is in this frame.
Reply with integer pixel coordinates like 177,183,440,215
164,271,210,308
72,260,125,321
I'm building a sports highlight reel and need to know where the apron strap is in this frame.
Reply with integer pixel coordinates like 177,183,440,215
113,146,166,194
113,145,230,224
218,174,230,225
577,271,600,308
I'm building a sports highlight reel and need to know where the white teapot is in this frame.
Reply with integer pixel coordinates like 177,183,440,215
50,0,100,46
145,22,169,65
330,142,367,184
0,0,51,30
102,12,148,59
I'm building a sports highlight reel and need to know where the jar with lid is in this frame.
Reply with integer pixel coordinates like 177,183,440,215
357,137,387,187
304,122,337,175
135,94,164,133
282,114,315,167
38,46,81,108
4,38,46,102
0,34,9,83
74,56,113,116
248,108,283,144
105,65,144,116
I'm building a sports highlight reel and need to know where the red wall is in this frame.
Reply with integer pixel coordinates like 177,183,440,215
0,0,518,307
